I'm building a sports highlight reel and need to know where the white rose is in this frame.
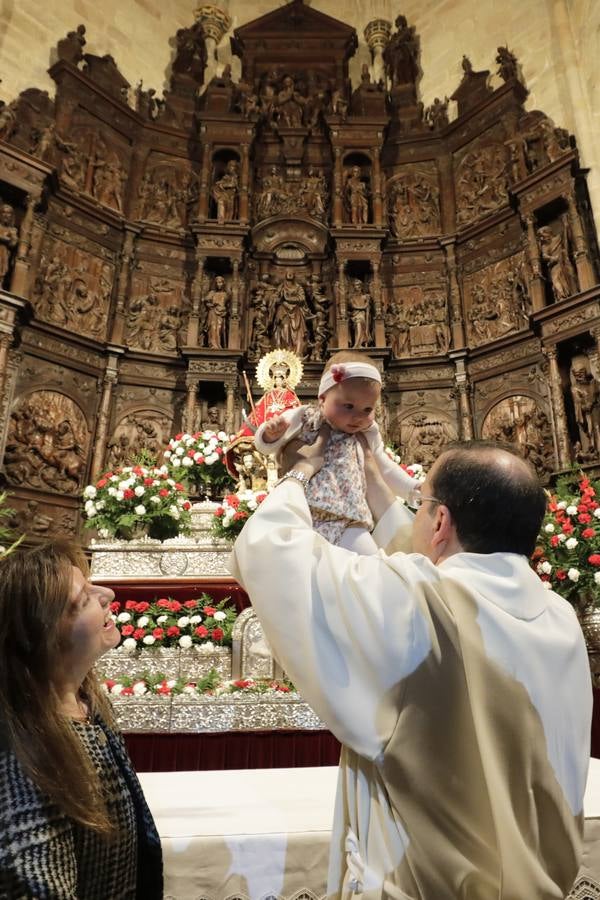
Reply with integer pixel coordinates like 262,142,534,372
177,616,190,627
556,501,567,510
137,616,149,627
164,449,172,459
110,475,120,482
179,635,193,649
566,505,578,516
194,452,203,462
557,533,567,543
543,523,555,533
197,640,214,652
171,457,181,467
110,683,124,695
213,610,226,621
133,682,147,696
190,614,202,624
542,581,552,590
206,452,219,465
175,446,185,456
83,485,97,499
95,500,105,511
184,436,195,446
247,499,257,511
157,615,168,624
594,508,600,519
540,561,552,574
116,490,124,501
182,456,193,467
167,679,177,688
107,486,117,497
143,635,156,645
117,612,131,623
565,537,578,550
567,568,580,582
86,506,97,518
150,495,161,504
595,572,600,585
168,505,180,520
134,485,145,496
122,637,137,651
118,480,131,492
167,479,175,486
134,504,147,515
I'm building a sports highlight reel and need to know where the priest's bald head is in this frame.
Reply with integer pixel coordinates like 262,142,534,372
411,441,547,565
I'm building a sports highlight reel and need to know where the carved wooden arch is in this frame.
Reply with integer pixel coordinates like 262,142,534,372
107,404,175,464
12,383,93,434
250,214,329,257
478,387,548,425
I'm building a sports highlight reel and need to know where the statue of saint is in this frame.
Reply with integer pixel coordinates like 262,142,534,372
538,223,577,302
203,275,230,349
212,160,239,224
272,271,309,357
0,202,18,286
570,355,600,456
345,167,369,225
348,279,371,348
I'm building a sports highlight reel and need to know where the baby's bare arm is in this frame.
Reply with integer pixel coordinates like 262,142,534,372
262,416,288,443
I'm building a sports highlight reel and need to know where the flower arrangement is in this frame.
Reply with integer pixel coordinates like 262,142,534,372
211,488,268,541
0,491,23,557
164,430,235,498
83,465,192,541
532,470,600,607
112,595,237,650
103,670,295,698
383,449,426,484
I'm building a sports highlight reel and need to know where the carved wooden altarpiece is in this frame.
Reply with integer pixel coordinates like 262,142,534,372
0,0,599,537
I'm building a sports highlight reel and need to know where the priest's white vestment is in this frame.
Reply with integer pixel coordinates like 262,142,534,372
230,481,593,899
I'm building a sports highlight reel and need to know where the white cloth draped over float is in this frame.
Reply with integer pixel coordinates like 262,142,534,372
230,481,592,899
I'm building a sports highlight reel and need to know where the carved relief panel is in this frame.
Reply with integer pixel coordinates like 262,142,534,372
138,156,198,228
126,274,187,353
106,408,173,468
463,251,530,345
57,121,129,213
5,391,88,494
385,286,450,357
454,135,509,228
481,395,554,475
387,163,441,239
32,236,114,340
392,409,458,467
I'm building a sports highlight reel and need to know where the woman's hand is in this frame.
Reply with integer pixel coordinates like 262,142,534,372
357,433,396,522
279,422,330,480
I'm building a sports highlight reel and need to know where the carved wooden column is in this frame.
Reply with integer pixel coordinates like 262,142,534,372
592,325,600,361
544,345,571,468
0,293,28,440
565,188,595,292
0,332,11,420
523,214,546,311
371,147,383,227
441,237,465,349
335,258,348,347
10,194,36,298
370,259,385,346
450,353,473,439
225,381,235,434
90,347,123,482
197,133,212,223
184,369,200,433
186,252,205,347
110,226,139,345
333,148,343,227
228,259,241,349
239,143,250,225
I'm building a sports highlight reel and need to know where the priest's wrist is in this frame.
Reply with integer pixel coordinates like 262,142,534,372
274,467,312,490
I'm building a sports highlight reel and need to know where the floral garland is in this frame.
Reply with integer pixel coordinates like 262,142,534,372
83,465,192,540
112,595,237,649
164,430,235,496
532,471,600,606
103,669,295,697
212,488,268,541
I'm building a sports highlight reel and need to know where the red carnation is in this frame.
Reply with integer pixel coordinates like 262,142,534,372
234,679,251,688
211,627,224,641
233,510,249,521
169,600,182,612
175,433,183,440
132,466,143,476
133,628,145,640
156,681,171,695
157,598,171,608
562,522,574,534
203,606,217,616
182,501,191,510
195,625,209,638
184,599,197,609
125,600,137,610
96,478,108,489
144,477,154,486
153,627,164,639
215,506,225,516
175,483,185,491
578,513,592,524
121,624,134,636
226,495,240,508
556,570,567,580
187,449,196,458
110,601,120,612
159,488,169,497
135,601,150,613
197,455,205,464
123,488,135,500
588,554,600,566
167,626,180,637
550,535,560,547
582,528,596,539
120,686,133,696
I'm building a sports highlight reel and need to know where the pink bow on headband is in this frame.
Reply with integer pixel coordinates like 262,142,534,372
331,364,346,383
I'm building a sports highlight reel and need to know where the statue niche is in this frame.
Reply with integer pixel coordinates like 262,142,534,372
211,159,239,224
344,165,370,226
5,392,87,494
569,354,600,460
201,275,231,350
0,200,18,289
537,219,578,303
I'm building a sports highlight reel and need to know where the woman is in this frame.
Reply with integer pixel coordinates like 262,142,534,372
0,541,162,899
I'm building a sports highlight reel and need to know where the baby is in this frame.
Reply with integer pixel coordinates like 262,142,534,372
254,351,417,554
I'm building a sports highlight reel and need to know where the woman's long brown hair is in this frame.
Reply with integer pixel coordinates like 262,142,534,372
0,540,117,834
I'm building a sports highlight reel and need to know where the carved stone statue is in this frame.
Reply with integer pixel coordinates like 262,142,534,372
344,166,369,225
235,449,267,492
271,271,309,357
171,21,207,82
299,167,328,220
389,166,440,238
212,160,239,223
200,405,222,432
93,155,125,211
348,279,371,348
203,275,230,349
570,355,600,457
107,432,133,468
308,275,331,361
425,97,449,130
0,101,17,142
385,298,410,358
0,202,18,286
256,166,287,219
275,74,305,128
250,276,273,359
538,222,577,302
383,15,419,87
158,305,180,352
481,396,554,475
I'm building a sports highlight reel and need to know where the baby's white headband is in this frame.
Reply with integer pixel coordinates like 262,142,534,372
318,362,382,397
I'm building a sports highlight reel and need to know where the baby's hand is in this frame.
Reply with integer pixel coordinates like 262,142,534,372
262,416,287,443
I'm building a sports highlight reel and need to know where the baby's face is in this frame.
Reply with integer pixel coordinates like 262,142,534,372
319,378,379,434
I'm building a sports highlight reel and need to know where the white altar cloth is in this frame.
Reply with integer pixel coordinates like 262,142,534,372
138,760,600,900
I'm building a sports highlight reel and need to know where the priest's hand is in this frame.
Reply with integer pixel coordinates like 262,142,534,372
278,422,330,481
